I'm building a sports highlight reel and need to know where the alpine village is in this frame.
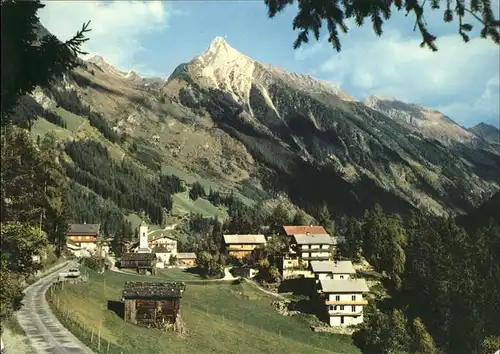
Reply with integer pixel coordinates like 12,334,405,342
1,1,500,354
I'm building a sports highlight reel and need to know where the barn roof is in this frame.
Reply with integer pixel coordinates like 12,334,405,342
122,281,186,299
68,224,100,234
120,253,157,262
282,225,327,236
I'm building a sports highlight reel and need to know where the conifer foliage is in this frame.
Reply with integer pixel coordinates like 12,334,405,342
265,0,500,52
0,0,90,326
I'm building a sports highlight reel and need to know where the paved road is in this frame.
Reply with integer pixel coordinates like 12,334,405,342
16,262,95,354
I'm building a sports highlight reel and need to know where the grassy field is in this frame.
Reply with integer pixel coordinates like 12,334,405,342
32,118,73,139
47,268,360,354
172,192,228,219
55,107,86,132
161,164,255,206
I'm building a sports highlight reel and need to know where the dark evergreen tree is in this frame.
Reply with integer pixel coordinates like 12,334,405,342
265,0,499,53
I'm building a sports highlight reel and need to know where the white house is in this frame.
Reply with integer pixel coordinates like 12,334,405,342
318,278,369,326
282,233,333,279
310,260,356,283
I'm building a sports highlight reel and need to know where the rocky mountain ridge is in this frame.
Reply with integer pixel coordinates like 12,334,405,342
35,36,500,218
468,122,500,145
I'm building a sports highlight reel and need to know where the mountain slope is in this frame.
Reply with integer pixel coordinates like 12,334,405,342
31,37,500,219
162,38,499,216
468,122,500,145
457,191,500,232
363,95,475,146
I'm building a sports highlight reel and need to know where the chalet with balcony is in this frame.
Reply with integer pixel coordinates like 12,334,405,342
318,278,369,326
67,223,100,251
282,233,333,279
122,281,186,329
310,260,356,284
223,234,267,259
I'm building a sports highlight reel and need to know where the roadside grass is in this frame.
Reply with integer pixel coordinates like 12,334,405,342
46,268,360,354
3,315,26,336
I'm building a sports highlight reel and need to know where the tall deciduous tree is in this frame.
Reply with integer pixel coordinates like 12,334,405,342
317,203,334,235
338,216,363,262
268,202,291,235
292,209,308,225
264,0,500,52
361,204,406,287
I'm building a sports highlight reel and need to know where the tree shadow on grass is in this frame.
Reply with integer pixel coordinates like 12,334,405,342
278,278,316,296
107,300,124,319
182,267,204,276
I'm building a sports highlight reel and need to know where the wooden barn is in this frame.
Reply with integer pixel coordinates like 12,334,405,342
119,253,157,275
122,281,186,329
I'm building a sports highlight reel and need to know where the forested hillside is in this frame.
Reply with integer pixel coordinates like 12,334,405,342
1,1,499,353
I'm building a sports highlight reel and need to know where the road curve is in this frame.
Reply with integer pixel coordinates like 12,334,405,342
16,262,95,354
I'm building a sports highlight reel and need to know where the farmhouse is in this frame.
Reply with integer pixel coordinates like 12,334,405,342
176,253,197,267
67,223,100,251
317,279,369,326
282,233,333,279
119,253,157,275
122,281,186,328
223,234,266,259
310,260,356,283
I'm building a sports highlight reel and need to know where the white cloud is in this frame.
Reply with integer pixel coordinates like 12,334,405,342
39,1,172,74
297,13,499,127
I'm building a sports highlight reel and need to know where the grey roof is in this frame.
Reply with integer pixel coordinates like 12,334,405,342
122,281,185,299
68,224,100,234
319,279,369,293
224,234,266,244
293,233,333,245
331,236,346,245
310,260,356,274
176,252,197,259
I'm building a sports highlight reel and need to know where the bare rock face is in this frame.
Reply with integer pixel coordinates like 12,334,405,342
363,95,475,146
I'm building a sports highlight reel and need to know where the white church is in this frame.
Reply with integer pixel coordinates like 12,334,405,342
132,221,179,268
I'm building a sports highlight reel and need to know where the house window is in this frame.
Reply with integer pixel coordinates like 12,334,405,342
333,306,337,311
340,305,344,310
340,275,344,279
335,295,340,301
351,306,356,312
351,295,356,301
329,305,334,311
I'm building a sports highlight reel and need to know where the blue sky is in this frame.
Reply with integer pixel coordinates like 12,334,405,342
40,1,499,128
